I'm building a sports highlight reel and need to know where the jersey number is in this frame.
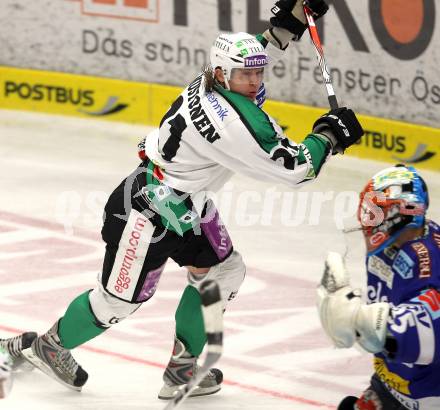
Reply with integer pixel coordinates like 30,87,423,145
159,96,188,161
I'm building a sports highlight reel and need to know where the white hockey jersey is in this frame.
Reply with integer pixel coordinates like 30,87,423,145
144,73,332,198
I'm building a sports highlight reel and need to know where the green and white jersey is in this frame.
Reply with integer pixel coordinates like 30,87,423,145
144,73,332,197
143,34,332,200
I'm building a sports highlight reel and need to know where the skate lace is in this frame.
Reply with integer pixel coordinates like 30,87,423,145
54,349,78,377
0,336,23,358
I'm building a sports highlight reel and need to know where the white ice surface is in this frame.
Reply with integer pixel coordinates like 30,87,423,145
1,109,439,409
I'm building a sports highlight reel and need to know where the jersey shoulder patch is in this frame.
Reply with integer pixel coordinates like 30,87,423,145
368,255,394,288
392,249,415,280
203,90,239,130
411,289,440,320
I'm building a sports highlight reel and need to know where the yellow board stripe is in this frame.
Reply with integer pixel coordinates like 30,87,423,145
1,66,439,171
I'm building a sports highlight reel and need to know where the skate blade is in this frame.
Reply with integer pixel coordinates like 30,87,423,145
12,354,35,372
158,384,221,400
21,349,82,392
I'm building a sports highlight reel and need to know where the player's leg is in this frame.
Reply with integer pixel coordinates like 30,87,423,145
0,332,37,370
0,347,13,398
159,252,245,400
338,374,407,409
159,200,246,399
159,265,221,400
24,175,169,390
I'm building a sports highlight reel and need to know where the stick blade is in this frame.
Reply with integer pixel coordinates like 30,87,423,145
200,279,221,306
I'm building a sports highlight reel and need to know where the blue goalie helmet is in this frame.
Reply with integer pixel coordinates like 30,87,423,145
357,164,429,254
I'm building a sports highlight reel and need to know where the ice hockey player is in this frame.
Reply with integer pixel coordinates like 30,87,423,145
20,0,364,400
0,332,36,398
317,165,440,409
0,332,37,374
0,346,13,398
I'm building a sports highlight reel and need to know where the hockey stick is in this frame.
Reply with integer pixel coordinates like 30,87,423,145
162,280,223,410
303,2,339,110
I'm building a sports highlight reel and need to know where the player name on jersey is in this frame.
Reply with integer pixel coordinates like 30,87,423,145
187,75,221,144
433,233,440,249
411,242,432,279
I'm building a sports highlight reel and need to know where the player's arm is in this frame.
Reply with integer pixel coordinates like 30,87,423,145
217,127,333,187
317,253,440,365
259,0,328,53
204,90,362,187
254,0,328,107
384,289,440,365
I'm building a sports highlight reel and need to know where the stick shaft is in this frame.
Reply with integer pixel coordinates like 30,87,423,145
303,4,339,109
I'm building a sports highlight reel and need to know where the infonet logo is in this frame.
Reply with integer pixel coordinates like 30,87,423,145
244,54,268,68
393,143,436,163
79,0,159,22
78,96,128,116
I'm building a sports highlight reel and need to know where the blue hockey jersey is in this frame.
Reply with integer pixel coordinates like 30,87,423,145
366,220,440,408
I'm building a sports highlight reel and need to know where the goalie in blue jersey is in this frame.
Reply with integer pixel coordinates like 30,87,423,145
318,164,440,410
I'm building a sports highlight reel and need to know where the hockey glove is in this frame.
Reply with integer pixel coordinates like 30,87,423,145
313,107,364,154
338,393,383,410
138,136,147,160
270,0,329,40
317,252,389,352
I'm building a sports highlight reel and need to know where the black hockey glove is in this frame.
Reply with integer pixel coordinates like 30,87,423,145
337,396,359,410
270,0,329,40
304,0,329,18
313,108,364,153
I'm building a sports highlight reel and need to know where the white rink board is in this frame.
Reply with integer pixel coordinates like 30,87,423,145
0,109,439,409
1,1,440,127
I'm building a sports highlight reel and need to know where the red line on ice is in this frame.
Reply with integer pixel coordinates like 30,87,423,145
0,210,336,409
0,324,335,409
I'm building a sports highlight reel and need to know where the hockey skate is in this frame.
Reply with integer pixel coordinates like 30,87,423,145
0,347,13,398
21,321,88,391
0,332,38,371
158,338,223,400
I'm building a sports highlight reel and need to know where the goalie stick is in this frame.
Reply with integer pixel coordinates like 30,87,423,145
303,1,339,110
162,280,223,410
